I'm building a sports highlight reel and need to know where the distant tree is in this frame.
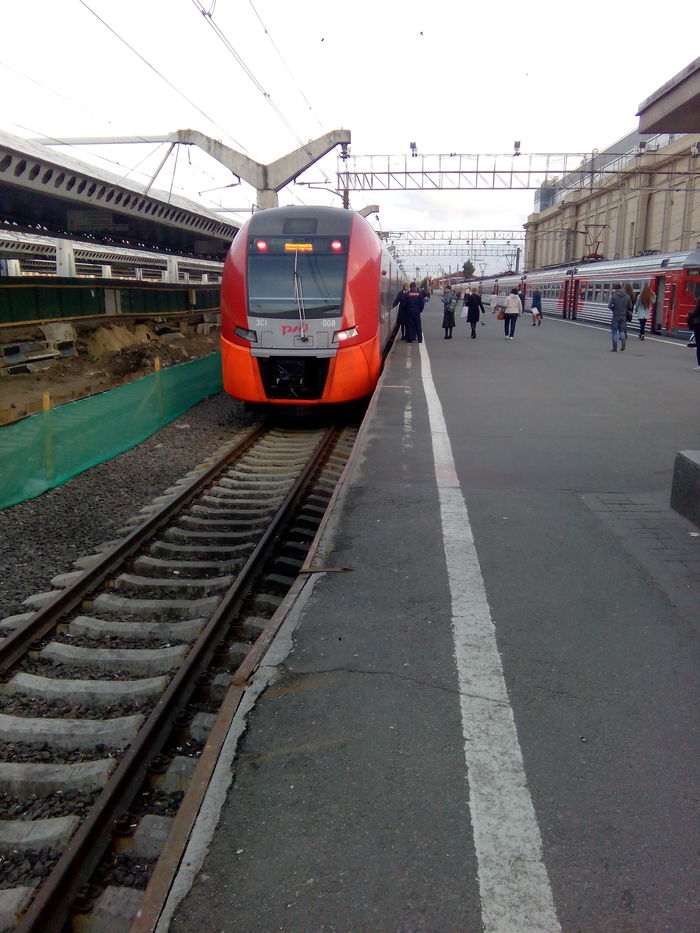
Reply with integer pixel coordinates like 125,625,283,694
420,276,429,291
463,260,475,279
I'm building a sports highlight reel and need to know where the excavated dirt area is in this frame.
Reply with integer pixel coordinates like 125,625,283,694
0,320,221,425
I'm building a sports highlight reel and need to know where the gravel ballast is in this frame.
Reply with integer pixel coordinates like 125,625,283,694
0,392,257,622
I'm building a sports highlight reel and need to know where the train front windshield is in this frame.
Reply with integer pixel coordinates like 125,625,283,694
247,237,347,317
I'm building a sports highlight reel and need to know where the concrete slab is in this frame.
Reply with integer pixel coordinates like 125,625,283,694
670,449,700,527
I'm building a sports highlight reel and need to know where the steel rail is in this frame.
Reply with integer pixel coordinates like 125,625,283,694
15,423,342,933
0,422,267,673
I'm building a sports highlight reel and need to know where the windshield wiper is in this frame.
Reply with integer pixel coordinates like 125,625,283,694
293,252,309,342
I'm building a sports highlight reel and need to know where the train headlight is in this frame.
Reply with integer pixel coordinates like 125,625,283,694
234,326,258,343
333,326,358,343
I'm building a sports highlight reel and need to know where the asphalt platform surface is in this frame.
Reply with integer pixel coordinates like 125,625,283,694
166,301,699,933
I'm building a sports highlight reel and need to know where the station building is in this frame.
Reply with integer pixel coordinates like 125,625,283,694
525,59,700,270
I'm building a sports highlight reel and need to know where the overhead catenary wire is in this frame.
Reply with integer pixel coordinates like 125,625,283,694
246,0,326,132
77,0,247,152
190,0,328,173
244,0,332,187
0,60,112,125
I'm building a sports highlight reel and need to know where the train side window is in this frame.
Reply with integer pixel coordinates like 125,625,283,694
632,281,641,293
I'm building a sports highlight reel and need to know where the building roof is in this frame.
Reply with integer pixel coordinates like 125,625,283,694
637,58,700,133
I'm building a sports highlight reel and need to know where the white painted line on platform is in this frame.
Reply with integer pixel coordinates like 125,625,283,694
419,339,561,933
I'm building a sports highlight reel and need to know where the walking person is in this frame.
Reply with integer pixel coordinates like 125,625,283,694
404,282,425,343
503,288,522,339
392,283,410,340
688,297,700,370
442,288,459,340
608,283,633,351
441,286,458,339
531,288,543,325
464,289,485,338
634,284,655,340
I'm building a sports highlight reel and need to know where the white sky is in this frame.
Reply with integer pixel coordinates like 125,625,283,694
2,0,698,275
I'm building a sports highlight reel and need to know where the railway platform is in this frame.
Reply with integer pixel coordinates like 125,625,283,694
162,299,699,933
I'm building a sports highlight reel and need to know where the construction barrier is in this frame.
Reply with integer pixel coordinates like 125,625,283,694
0,352,223,510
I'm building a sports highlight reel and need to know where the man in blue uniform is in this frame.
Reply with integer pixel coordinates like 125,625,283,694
404,282,425,343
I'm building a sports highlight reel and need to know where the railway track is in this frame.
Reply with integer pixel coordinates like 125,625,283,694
0,419,359,932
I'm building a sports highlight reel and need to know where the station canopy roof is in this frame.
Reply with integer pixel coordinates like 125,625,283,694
0,129,239,257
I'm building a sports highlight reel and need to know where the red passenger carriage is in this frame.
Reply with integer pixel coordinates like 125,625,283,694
477,250,700,336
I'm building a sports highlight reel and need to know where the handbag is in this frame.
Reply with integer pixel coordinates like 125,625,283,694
497,310,505,320
626,310,633,322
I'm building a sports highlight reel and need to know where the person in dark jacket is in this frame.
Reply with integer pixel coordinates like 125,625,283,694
688,297,700,369
608,284,633,351
392,284,410,340
531,289,543,325
441,286,458,339
404,282,425,343
464,290,485,338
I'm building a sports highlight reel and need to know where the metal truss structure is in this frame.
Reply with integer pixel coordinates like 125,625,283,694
315,150,700,193
388,246,517,257
379,230,525,242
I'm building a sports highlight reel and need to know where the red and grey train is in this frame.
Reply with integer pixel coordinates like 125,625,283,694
220,205,400,405
477,249,700,336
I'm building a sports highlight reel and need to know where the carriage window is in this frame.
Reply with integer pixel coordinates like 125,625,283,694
632,281,641,293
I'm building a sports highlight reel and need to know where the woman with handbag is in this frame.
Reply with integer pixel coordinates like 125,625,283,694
634,284,655,340
503,288,522,339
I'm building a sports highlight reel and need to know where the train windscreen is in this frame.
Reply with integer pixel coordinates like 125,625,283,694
247,237,346,317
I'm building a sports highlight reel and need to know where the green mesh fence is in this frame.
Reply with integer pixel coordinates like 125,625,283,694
0,352,223,510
